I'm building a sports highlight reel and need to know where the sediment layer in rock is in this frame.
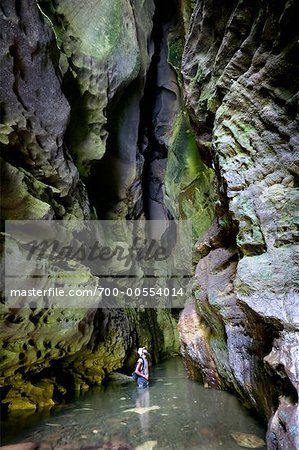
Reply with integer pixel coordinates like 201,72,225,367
179,0,299,448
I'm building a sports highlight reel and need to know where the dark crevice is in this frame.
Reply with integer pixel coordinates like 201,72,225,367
138,0,179,220
87,0,179,220
14,0,22,19
88,76,143,218
9,45,27,111
138,4,165,219
239,303,298,411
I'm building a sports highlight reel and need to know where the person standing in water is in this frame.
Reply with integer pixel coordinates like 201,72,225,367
134,347,149,388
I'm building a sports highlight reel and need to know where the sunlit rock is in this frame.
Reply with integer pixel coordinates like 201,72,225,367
124,405,160,415
231,432,266,448
135,441,158,450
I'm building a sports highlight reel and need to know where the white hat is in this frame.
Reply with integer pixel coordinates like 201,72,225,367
138,347,147,356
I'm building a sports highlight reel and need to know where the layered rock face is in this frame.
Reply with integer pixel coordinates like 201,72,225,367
1,301,179,412
0,0,90,220
179,0,299,448
0,0,181,413
1,0,298,448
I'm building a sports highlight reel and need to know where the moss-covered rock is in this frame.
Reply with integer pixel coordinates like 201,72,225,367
180,0,299,447
0,0,90,220
38,0,152,177
1,233,180,410
164,110,215,238
0,307,180,411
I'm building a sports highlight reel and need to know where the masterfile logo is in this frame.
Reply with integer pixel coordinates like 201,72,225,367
5,220,192,308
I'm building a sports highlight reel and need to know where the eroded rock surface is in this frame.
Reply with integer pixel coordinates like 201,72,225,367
179,0,299,448
0,0,90,220
0,0,180,413
38,0,143,177
1,0,298,448
1,296,180,412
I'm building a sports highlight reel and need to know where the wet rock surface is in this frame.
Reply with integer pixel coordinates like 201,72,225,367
179,0,299,448
0,0,90,220
0,0,181,413
1,0,298,448
38,0,144,178
1,289,180,412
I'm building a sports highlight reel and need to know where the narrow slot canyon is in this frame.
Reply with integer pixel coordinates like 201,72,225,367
0,0,298,449
88,0,180,222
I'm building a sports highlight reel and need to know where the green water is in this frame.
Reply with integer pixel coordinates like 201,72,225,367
1,358,266,449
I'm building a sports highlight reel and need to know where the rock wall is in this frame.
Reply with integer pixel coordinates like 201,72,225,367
1,301,179,413
0,0,181,414
0,0,89,220
178,0,299,448
1,0,298,448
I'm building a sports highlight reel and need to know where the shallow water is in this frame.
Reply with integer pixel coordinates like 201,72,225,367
1,358,266,449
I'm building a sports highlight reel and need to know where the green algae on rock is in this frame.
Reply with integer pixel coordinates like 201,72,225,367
38,0,151,177
1,0,298,447
179,0,299,447
164,110,215,238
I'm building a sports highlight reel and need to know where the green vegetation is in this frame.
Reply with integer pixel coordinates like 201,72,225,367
165,111,215,239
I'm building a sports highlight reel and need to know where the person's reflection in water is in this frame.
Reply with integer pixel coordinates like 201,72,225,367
134,387,150,434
